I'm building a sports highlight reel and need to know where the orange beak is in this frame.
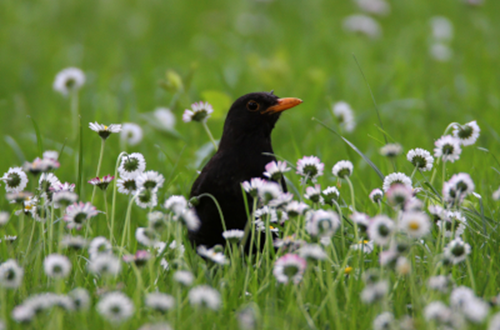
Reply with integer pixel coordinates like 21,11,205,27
263,97,303,114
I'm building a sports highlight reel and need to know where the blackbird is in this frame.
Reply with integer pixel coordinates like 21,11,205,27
188,91,303,248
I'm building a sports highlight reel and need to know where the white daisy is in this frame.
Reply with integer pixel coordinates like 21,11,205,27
61,235,88,250
332,160,354,178
263,160,290,181
164,195,188,214
444,238,471,264
1,167,28,193
89,122,122,140
360,280,389,304
43,254,71,279
430,16,453,41
0,259,24,289
222,229,245,243
379,143,403,157
145,292,175,313
135,189,158,209
120,122,143,146
154,108,176,130
11,304,35,323
305,209,340,238
434,135,462,163
350,240,374,253
443,173,475,205
63,202,98,229
173,270,194,286
386,184,413,208
176,209,200,231
427,275,451,293
356,0,390,16
273,254,307,284
493,187,500,201
43,150,59,160
428,204,445,222
148,211,166,231
117,177,139,195
0,211,9,226
188,285,221,310
298,244,327,261
436,217,465,238
182,101,214,123
430,43,453,62
267,191,293,208
322,186,340,205
368,215,394,246
350,212,370,231
88,236,113,259
97,291,134,323
118,153,146,179
343,14,381,39
304,184,322,203
242,177,267,197
53,67,85,96
407,148,434,171
136,171,165,192
373,312,394,330
23,157,60,174
285,201,309,218
332,101,356,132
382,172,412,192
135,227,158,247
257,181,282,204
88,254,121,276
424,301,453,323
450,286,475,308
453,120,480,146
38,173,61,193
296,156,324,183
52,191,79,208
68,288,91,311
462,297,489,323
197,246,228,265
369,188,384,203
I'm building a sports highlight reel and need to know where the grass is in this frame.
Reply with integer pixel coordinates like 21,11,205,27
1,0,500,329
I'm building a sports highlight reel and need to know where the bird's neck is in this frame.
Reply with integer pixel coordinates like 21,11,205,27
218,119,275,152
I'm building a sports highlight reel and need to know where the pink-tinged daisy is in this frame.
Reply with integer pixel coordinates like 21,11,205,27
123,250,151,267
183,101,214,123
263,160,290,181
332,101,356,132
285,201,309,218
305,209,340,238
304,184,322,203
367,215,394,246
332,160,354,178
51,182,76,192
296,156,324,184
53,67,85,96
64,202,98,230
399,211,431,238
268,191,293,208
136,171,164,192
88,175,114,191
1,167,28,193
386,184,413,208
23,157,60,174
369,188,384,203
89,122,122,140
407,148,434,171
382,172,412,192
452,120,480,146
444,238,471,264
242,177,267,197
39,173,61,193
273,254,307,284
118,153,146,179
188,285,221,310
434,135,462,163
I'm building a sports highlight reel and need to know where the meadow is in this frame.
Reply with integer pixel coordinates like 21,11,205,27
1,0,500,329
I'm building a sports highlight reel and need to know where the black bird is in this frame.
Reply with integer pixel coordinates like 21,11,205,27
188,91,303,248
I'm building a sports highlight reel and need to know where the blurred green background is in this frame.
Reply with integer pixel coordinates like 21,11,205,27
1,0,499,202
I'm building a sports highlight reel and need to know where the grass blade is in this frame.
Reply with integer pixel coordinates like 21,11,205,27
4,135,26,163
28,115,44,157
77,115,84,198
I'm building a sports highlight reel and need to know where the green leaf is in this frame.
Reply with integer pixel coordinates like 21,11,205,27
201,90,232,119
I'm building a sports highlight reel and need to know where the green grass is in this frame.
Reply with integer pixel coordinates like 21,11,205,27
1,0,500,329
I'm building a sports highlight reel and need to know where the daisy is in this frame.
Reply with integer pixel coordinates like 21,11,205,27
64,202,98,229
395,256,411,275
450,286,475,308
51,182,76,192
263,160,290,181
257,181,282,204
405,197,423,212
123,250,151,267
274,235,305,252
183,101,214,123
135,189,158,209
88,236,113,259
427,275,451,293
242,177,267,197
430,16,453,41
43,254,71,279
296,156,324,183
462,298,490,323
369,188,384,203
88,254,121,276
1,167,28,193
298,244,327,261
164,195,188,214
350,240,374,253
350,212,370,231
138,322,173,330
145,292,175,313
332,101,356,132
304,184,322,203
453,121,480,146
273,254,307,284
222,229,245,243
493,187,500,201
382,172,412,192
39,173,61,193
285,201,309,218
305,210,340,238
173,270,194,286
443,173,475,205
12,304,35,323
69,288,91,311
255,220,279,233
428,204,445,222
424,301,452,323
43,150,59,160
23,157,60,174
434,135,462,163
361,280,389,304
148,211,166,231
88,175,114,191
136,171,164,192
117,177,139,195
373,312,394,330
61,235,88,250
407,148,434,171
188,285,221,310
53,67,85,96
135,227,158,247
386,184,413,208
118,153,146,179
332,160,354,178
0,211,9,226
176,209,200,231
368,215,394,246
379,143,403,157
436,218,465,238
197,246,228,265
0,259,24,289
356,0,390,16
322,186,340,205
267,191,293,208
154,107,176,130
121,122,143,146
343,14,381,39
444,238,471,264
52,191,79,208
89,122,122,140
97,292,134,323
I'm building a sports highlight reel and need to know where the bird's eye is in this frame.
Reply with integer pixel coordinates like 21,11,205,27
246,100,260,112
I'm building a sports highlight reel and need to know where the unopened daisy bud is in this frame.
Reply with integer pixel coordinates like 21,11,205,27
97,292,134,323
452,120,480,146
0,259,24,289
1,167,28,193
188,285,221,310
242,178,266,197
332,160,353,178
434,135,462,163
304,184,322,203
407,148,434,171
296,156,324,184
382,172,412,192
368,215,394,246
88,175,114,191
121,122,143,146
380,143,402,157
273,254,307,284
118,153,146,179
369,188,384,203
222,229,245,243
44,254,72,279
183,101,214,123
89,122,122,140
263,160,290,181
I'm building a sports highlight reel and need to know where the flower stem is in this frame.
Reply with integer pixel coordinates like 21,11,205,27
346,177,356,212
119,193,139,258
70,90,79,141
90,138,106,205
25,218,37,264
110,152,127,244
202,121,218,151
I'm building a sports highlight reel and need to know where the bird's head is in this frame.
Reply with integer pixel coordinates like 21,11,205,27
221,91,303,141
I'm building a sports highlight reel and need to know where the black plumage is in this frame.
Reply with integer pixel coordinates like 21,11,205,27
188,92,302,248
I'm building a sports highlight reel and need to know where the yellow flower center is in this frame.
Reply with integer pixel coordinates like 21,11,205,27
409,221,420,230
344,266,353,275
269,226,275,230
104,125,108,129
